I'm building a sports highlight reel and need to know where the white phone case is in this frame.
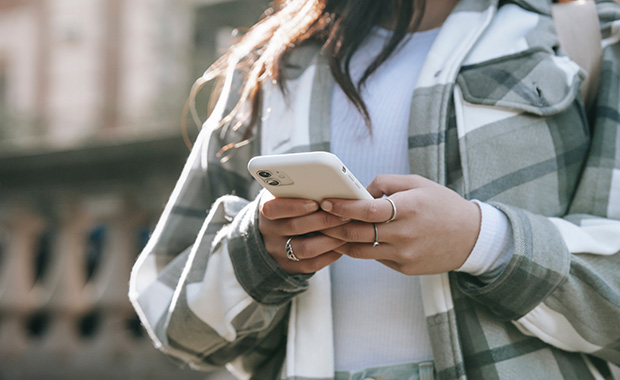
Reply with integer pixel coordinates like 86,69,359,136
247,152,373,202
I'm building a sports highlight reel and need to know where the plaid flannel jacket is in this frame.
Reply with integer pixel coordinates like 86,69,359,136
129,0,620,378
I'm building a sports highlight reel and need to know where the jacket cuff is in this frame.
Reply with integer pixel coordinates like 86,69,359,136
227,193,312,306
454,202,570,320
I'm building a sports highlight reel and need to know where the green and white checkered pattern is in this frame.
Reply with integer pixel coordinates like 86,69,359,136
129,0,620,378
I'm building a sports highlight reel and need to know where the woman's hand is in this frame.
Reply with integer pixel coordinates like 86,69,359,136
258,192,350,274
319,174,481,275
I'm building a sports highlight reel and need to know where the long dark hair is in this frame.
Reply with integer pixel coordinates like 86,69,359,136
183,0,426,152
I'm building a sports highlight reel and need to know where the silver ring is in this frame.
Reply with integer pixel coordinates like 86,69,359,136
384,197,397,223
373,223,379,247
285,237,300,261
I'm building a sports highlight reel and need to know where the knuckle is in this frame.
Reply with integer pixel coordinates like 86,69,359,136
407,196,422,213
363,203,379,220
403,254,420,270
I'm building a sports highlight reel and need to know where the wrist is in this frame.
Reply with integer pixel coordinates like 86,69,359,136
454,199,482,270
456,200,514,280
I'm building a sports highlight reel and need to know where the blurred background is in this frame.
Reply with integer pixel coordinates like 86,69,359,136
0,0,267,379
2,1,620,379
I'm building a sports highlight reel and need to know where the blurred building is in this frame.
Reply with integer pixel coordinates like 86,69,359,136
0,0,267,379
3,1,620,380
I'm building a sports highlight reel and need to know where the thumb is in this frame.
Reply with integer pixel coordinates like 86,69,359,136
367,174,431,197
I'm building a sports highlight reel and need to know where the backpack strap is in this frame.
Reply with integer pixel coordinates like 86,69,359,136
551,0,602,110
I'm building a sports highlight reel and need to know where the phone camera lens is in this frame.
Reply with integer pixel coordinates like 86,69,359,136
266,179,280,186
258,171,272,178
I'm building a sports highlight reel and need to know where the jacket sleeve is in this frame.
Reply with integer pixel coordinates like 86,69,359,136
455,1,620,365
128,70,310,375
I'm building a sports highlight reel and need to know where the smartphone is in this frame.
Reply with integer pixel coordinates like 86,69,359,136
247,152,373,202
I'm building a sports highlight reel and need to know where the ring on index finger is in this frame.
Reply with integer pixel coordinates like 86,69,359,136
384,197,397,223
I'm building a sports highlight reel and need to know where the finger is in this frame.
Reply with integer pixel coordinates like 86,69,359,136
366,174,431,198
281,251,343,275
261,196,319,220
269,234,346,261
321,197,394,223
305,251,343,271
322,221,382,244
333,242,390,260
264,211,350,236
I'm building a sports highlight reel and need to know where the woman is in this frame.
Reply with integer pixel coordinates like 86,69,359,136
129,0,620,378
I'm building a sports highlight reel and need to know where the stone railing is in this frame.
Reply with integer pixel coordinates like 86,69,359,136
0,195,233,380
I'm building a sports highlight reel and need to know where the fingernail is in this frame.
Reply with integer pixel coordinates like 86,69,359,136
305,201,318,212
321,200,332,211
340,217,350,222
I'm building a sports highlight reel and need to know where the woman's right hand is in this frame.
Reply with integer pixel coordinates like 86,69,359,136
259,192,350,274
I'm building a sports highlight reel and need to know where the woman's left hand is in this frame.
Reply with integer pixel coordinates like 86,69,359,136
319,174,481,275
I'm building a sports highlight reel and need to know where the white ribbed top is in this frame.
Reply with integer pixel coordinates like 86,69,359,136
330,27,440,371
